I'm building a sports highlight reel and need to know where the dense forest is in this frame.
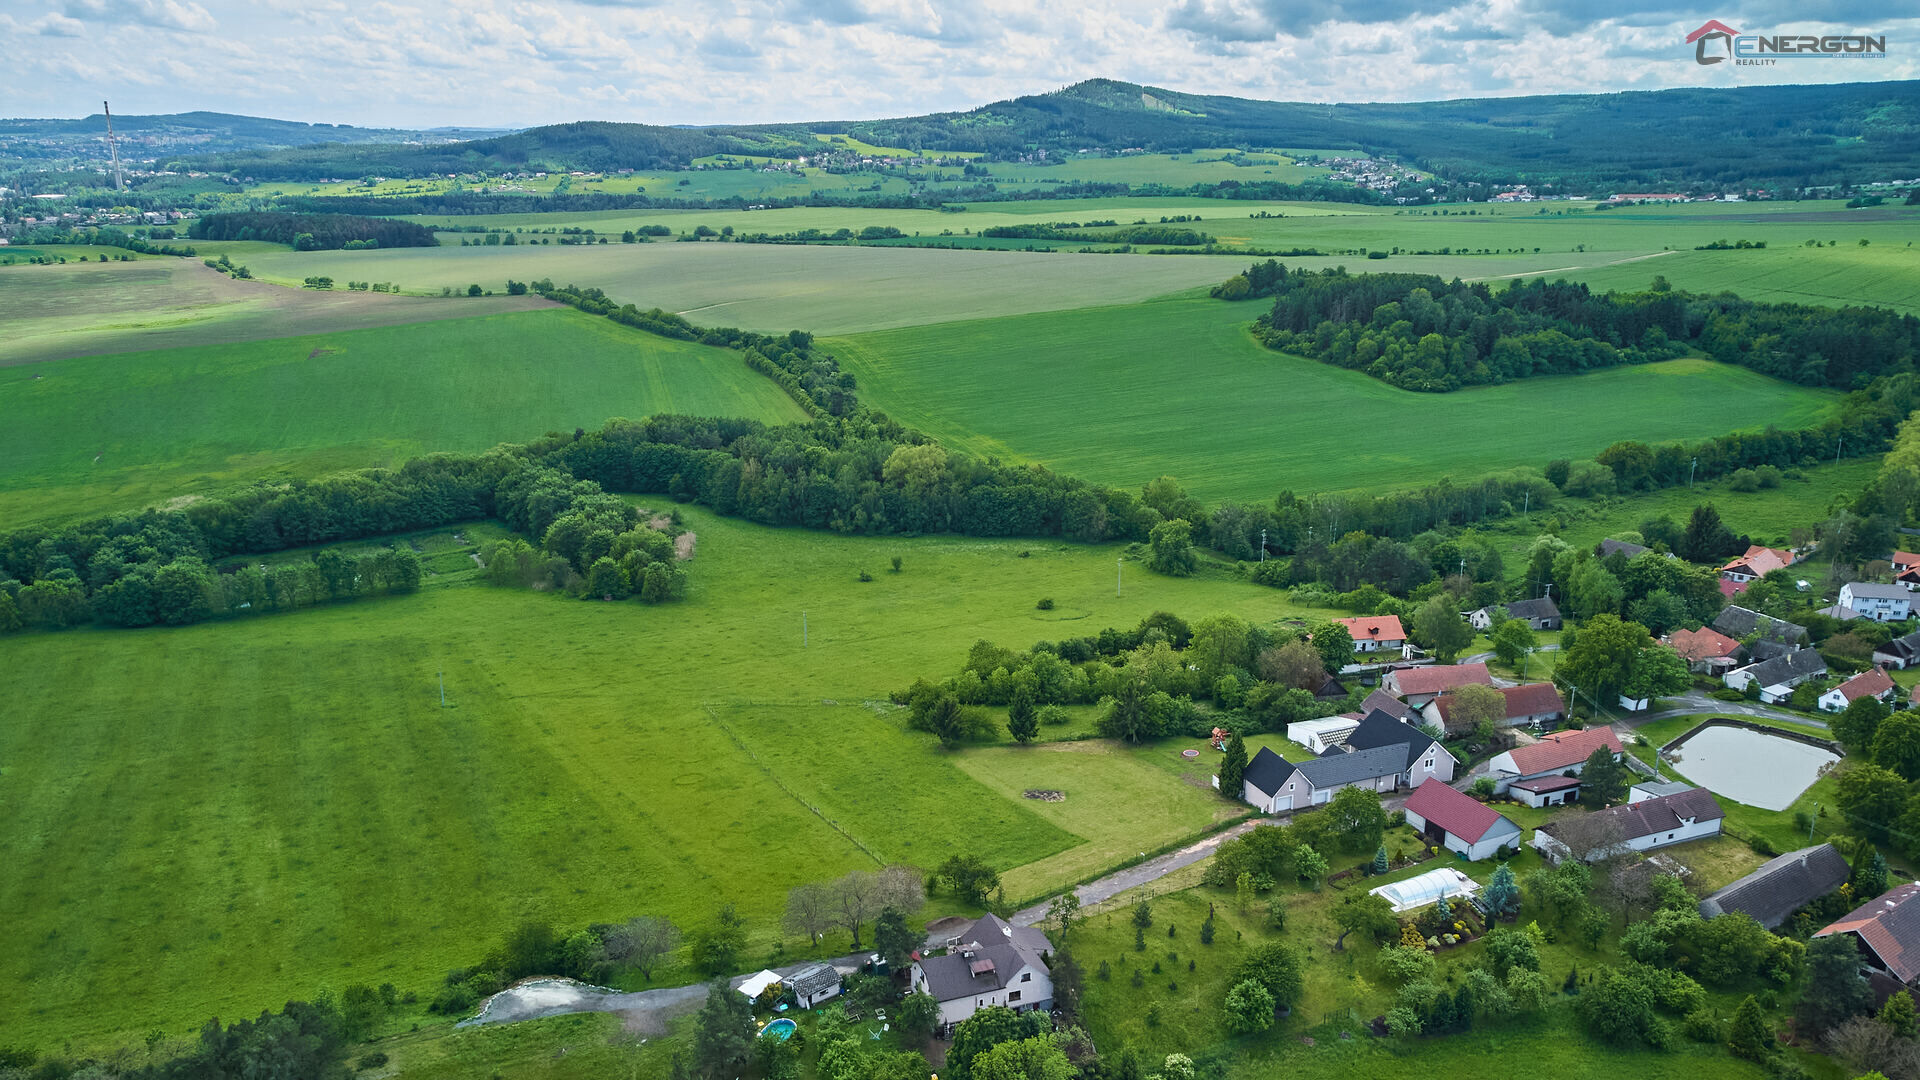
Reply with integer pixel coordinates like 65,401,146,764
1237,262,1920,392
188,211,437,249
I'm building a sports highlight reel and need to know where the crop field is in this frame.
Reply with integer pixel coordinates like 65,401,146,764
828,295,1840,503
0,256,551,364
234,241,1248,334
0,507,1315,1049
0,308,806,525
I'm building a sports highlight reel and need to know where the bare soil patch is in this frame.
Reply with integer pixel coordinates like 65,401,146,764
1023,789,1066,802
674,532,697,560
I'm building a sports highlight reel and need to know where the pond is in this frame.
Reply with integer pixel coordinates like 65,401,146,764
1664,722,1838,811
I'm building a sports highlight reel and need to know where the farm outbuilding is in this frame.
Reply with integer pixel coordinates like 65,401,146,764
1286,716,1361,754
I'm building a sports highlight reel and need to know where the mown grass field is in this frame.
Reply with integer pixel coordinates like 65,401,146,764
829,295,1840,503
0,256,551,365
0,308,806,526
229,239,1247,334
0,507,1313,1050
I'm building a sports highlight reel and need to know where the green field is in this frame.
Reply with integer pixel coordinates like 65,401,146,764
0,256,552,365
829,295,1840,503
230,238,1247,334
0,507,1316,1050
0,308,806,525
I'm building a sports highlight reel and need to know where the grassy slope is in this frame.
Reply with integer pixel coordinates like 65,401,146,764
0,508,1311,1050
229,240,1246,335
0,308,806,526
829,296,1838,503
0,256,552,365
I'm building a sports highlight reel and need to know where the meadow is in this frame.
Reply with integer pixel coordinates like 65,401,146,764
828,295,1840,503
0,507,1315,1050
0,255,550,365
0,308,806,525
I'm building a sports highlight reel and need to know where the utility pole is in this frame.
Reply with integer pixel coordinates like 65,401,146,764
1117,558,1123,597
1809,802,1819,840
1837,436,1844,465
1260,528,1267,563
1689,456,1697,487
1523,490,1530,516
103,100,123,192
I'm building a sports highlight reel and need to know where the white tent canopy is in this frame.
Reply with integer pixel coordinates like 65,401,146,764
1286,716,1360,754
737,970,783,1000
1370,867,1479,913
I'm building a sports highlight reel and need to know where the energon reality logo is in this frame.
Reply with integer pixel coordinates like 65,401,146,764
1687,19,1888,65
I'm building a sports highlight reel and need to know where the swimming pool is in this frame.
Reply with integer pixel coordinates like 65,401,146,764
761,1018,797,1040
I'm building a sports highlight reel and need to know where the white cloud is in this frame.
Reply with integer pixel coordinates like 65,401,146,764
0,0,1914,127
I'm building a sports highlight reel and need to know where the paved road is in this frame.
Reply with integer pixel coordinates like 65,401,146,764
1007,792,1415,928
464,950,874,1032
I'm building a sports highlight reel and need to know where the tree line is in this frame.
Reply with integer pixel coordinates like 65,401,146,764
187,211,437,250
1243,262,1920,393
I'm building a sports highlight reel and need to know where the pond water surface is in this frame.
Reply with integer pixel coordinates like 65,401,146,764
1665,723,1838,811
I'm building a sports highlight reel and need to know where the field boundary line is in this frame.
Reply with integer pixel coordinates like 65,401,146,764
702,702,886,867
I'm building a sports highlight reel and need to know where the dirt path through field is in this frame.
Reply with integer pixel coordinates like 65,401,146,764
1473,249,1677,283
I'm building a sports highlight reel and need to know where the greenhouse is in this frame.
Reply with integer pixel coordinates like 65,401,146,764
1369,867,1480,913
1285,716,1361,754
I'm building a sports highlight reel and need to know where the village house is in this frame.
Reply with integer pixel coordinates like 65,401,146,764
1718,545,1796,595
1724,649,1829,704
1842,582,1915,622
1533,788,1725,863
1820,667,1898,713
1383,663,1494,708
1893,551,1920,575
1337,614,1407,653
1423,682,1566,734
1238,743,1408,813
1340,708,1458,787
1701,844,1850,930
1816,882,1920,989
1712,605,1809,651
909,913,1053,1027
788,963,844,1009
1666,626,1743,676
1402,779,1522,860
1874,630,1920,670
1484,726,1623,794
1508,774,1583,808
1466,596,1562,632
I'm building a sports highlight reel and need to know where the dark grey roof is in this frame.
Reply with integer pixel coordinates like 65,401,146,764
1345,708,1447,773
1296,743,1408,788
1713,605,1809,645
1736,649,1828,687
915,915,1050,1002
1502,596,1562,622
1599,539,1649,558
790,963,841,997
1878,631,1920,661
1632,779,1694,800
1540,789,1724,851
1244,746,1296,795
1846,582,1913,602
1749,639,1797,663
1360,689,1420,724
1699,844,1850,930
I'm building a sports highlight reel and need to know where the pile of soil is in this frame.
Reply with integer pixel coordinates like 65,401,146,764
1023,789,1065,802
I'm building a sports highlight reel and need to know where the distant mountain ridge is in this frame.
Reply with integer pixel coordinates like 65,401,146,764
17,78,1920,190
0,111,513,167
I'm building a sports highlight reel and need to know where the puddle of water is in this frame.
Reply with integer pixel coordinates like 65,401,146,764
1666,723,1837,811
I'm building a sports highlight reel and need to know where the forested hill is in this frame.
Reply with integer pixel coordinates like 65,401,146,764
0,112,506,168
835,78,1920,191
167,79,1920,191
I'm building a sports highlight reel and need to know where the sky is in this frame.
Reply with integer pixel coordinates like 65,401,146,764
0,0,1915,129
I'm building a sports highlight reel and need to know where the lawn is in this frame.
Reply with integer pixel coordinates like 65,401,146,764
0,307,807,526
828,295,1840,503
0,255,551,365
0,506,1322,1051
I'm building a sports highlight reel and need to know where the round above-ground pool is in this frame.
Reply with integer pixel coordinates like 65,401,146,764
761,1018,797,1040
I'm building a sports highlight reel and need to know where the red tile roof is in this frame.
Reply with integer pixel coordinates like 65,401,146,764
1894,551,1920,569
1818,883,1920,984
1835,667,1896,704
1404,780,1514,844
1501,682,1565,717
1503,726,1623,777
1391,663,1493,697
1720,545,1795,579
1337,615,1406,642
1718,578,1747,598
1669,626,1741,664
